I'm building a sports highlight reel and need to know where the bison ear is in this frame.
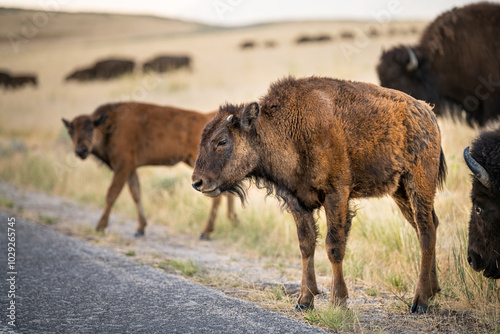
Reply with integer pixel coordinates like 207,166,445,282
240,102,260,131
62,118,71,129
93,113,108,127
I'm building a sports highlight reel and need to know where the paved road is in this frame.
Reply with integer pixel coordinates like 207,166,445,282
0,212,327,333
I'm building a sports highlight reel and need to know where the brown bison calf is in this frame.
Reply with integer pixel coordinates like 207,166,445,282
63,102,236,238
192,76,447,313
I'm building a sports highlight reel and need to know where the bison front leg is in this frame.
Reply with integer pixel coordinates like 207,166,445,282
323,190,351,307
96,168,129,233
226,194,239,227
199,195,238,240
411,205,437,314
128,170,147,237
200,196,222,240
290,205,319,311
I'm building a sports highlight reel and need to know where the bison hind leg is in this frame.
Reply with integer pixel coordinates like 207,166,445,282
391,179,440,313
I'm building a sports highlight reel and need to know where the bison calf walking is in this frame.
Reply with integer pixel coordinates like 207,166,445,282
192,76,447,313
63,102,237,238
463,129,500,279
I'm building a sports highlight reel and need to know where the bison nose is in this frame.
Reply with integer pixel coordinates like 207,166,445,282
192,179,203,192
75,146,88,159
468,250,486,271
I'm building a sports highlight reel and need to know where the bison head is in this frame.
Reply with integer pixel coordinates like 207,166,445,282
463,146,500,279
377,46,440,110
62,113,108,159
191,103,261,202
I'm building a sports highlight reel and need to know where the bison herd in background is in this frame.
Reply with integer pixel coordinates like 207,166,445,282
65,55,192,82
55,1,500,314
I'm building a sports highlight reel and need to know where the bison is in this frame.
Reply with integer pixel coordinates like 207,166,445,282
0,70,37,89
377,2,500,126
62,102,237,238
142,56,191,73
66,58,135,81
192,76,447,313
9,75,37,88
0,71,11,87
463,129,500,279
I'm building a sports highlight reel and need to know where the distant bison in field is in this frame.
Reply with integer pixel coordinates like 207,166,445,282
463,129,500,279
62,102,237,238
377,2,500,126
65,58,135,82
295,34,332,44
192,76,446,313
142,55,191,73
239,41,256,50
10,75,37,88
0,70,37,89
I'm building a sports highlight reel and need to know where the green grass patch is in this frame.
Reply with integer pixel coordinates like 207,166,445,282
304,305,359,332
38,214,56,225
0,197,14,209
170,259,199,277
365,287,379,297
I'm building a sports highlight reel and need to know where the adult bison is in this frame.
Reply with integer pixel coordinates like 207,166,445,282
0,71,37,89
192,76,447,313
9,75,37,88
142,55,191,73
463,129,500,279
66,58,135,81
377,2,500,126
62,102,237,238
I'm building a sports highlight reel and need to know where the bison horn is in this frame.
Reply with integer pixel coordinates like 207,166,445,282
406,46,418,72
463,146,491,189
226,114,233,122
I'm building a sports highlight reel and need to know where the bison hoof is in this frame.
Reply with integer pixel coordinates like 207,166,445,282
199,234,211,241
295,303,313,312
134,231,145,238
410,304,428,314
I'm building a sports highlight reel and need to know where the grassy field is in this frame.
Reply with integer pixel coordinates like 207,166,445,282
0,8,499,333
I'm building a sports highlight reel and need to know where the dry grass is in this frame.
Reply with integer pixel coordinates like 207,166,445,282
1,9,499,333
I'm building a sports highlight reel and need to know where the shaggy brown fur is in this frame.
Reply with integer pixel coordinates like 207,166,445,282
192,76,447,313
63,102,236,238
377,2,500,126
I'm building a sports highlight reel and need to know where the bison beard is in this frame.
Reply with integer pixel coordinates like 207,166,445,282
193,76,446,314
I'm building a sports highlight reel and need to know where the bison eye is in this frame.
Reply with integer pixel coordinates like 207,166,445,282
474,205,482,216
217,139,228,148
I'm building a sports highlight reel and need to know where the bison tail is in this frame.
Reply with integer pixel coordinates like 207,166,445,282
437,149,447,190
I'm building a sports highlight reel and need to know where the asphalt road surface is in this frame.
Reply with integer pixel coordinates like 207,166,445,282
0,212,327,333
